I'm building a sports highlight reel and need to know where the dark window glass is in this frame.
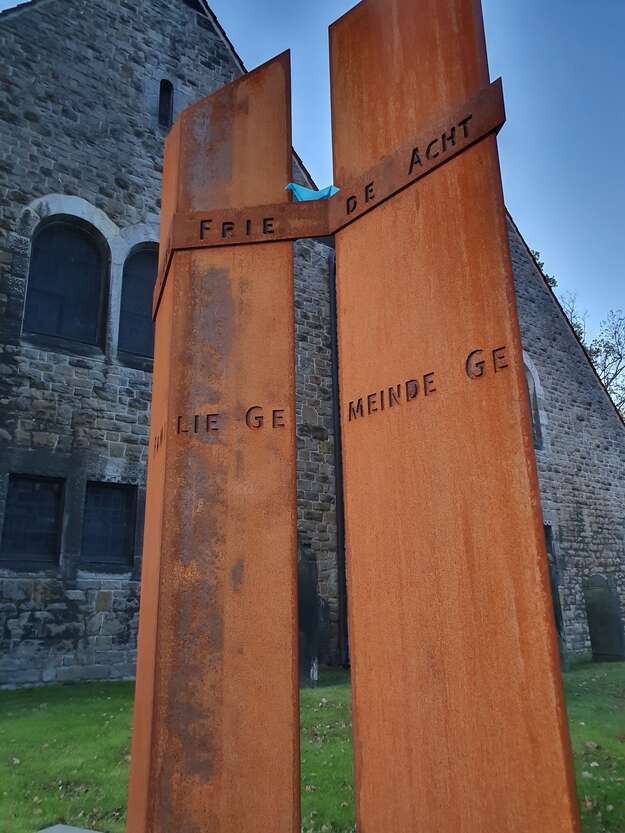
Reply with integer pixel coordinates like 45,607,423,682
118,248,158,358
23,223,105,346
81,483,136,571
0,475,63,568
158,79,174,128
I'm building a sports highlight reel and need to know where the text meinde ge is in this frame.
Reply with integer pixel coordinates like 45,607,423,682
346,346,509,423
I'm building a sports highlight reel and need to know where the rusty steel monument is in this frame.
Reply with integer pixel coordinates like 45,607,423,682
127,1,582,832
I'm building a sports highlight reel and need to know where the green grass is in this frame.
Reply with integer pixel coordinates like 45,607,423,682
563,660,625,832
300,669,354,833
0,681,132,833
0,662,624,833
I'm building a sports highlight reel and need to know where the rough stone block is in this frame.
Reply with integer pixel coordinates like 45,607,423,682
95,590,113,612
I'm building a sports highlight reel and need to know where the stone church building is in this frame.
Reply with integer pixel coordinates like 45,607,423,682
0,0,623,687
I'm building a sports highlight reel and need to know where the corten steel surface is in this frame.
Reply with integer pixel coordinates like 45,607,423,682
330,1,580,832
127,53,299,833
154,79,504,306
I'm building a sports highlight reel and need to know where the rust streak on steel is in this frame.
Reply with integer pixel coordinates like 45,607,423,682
153,79,505,316
330,1,581,832
127,51,299,833
327,77,504,232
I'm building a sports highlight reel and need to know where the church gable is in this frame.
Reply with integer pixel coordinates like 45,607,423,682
509,216,624,433
0,0,246,80
509,216,625,653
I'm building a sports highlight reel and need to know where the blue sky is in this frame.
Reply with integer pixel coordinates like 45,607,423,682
207,0,624,336
2,0,622,334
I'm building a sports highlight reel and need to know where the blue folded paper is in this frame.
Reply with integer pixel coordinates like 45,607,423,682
285,182,340,202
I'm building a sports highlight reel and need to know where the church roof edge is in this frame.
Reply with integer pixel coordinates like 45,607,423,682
0,0,317,188
506,209,625,429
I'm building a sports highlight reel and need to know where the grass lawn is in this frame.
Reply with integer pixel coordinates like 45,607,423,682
564,661,625,832
0,661,624,833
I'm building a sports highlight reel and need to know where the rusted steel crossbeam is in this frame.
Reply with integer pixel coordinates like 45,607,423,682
153,78,504,318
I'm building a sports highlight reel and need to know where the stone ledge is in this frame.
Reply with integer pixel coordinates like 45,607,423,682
38,826,101,833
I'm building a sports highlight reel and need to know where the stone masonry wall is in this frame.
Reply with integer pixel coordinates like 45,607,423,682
0,0,341,686
0,0,239,239
510,217,625,654
4,0,620,688
0,0,240,687
294,238,338,660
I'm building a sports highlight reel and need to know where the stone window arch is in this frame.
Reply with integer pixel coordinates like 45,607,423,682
118,244,159,359
158,79,174,128
23,217,109,348
523,355,545,451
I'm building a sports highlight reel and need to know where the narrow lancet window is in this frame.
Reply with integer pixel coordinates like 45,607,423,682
158,79,174,128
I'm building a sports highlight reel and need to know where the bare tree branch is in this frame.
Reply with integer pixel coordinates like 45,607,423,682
559,291,588,345
529,242,623,417
588,310,625,413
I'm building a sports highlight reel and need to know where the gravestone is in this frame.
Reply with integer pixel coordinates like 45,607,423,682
584,574,625,662
38,827,99,833
298,542,321,687
127,1,581,831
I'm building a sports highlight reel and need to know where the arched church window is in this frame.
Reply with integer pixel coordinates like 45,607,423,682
158,79,174,128
23,221,106,346
118,247,158,359
524,365,543,450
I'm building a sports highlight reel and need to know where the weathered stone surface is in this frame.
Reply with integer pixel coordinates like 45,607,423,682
510,217,625,654
38,825,100,833
0,0,337,686
294,238,338,661
0,0,623,690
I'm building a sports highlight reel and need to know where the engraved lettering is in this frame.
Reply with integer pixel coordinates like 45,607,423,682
408,147,422,174
206,414,220,431
348,399,364,421
272,409,285,427
245,406,264,428
388,384,401,406
405,379,419,400
426,139,440,160
347,372,440,428
221,221,235,238
245,219,252,236
263,217,275,234
176,413,221,435
423,372,436,395
346,195,357,215
466,349,486,379
200,219,212,239
458,114,473,138
441,126,456,152
365,182,375,203
493,346,508,371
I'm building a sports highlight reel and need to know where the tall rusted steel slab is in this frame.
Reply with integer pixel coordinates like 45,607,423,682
127,53,299,833
330,2,580,831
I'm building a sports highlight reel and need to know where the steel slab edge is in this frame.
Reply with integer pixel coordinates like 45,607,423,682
127,52,299,833
330,1,581,832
